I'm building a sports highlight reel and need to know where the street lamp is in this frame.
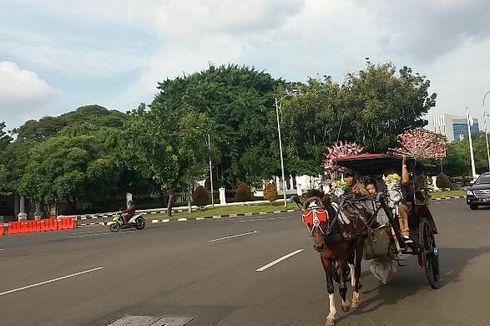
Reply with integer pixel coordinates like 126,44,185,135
207,133,214,207
275,89,299,208
483,91,490,171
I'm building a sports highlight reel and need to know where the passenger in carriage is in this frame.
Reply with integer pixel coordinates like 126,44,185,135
382,156,413,244
343,169,370,196
364,178,377,196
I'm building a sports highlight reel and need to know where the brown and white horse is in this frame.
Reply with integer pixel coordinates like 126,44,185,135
295,191,368,326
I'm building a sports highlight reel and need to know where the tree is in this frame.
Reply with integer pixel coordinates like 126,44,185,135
436,172,452,189
442,132,489,176
278,64,437,175
192,186,210,209
5,106,133,214
341,64,436,152
263,182,278,204
0,122,13,194
13,105,126,142
120,104,214,216
16,135,119,212
152,64,281,186
235,182,252,202
0,122,12,151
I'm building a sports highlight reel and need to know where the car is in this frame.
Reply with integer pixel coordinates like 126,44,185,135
466,172,490,210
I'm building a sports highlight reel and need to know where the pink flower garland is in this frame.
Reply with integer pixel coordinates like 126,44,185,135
321,141,365,173
390,128,447,160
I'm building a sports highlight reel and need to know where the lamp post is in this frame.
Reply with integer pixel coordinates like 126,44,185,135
483,91,490,171
275,97,287,208
207,133,214,207
275,89,299,208
466,107,477,179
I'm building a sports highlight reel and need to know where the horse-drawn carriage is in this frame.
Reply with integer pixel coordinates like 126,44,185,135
334,153,440,289
292,153,440,326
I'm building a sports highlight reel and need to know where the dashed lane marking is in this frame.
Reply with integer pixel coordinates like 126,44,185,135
256,249,304,272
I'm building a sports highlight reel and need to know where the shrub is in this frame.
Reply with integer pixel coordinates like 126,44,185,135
235,182,252,202
436,172,452,189
263,182,278,204
192,186,210,208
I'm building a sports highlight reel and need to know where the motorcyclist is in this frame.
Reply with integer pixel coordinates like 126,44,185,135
121,200,136,224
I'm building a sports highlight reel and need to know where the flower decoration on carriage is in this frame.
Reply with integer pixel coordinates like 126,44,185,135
321,141,365,174
384,173,403,205
390,128,447,160
331,179,349,197
384,173,401,192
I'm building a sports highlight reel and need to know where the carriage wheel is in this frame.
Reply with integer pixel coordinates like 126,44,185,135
419,220,440,289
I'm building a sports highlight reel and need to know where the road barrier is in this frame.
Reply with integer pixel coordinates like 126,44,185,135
5,217,76,235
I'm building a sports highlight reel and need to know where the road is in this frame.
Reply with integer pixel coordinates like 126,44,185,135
0,199,489,326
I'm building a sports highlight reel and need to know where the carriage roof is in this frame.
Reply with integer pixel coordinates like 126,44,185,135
333,153,425,176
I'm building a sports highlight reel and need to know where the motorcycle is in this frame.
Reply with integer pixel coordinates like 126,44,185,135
108,212,146,232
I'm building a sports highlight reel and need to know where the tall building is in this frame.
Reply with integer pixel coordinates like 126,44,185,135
433,114,479,141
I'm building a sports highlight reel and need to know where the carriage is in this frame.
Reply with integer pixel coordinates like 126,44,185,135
333,153,440,289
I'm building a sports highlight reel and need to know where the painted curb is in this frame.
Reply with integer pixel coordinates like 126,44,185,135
76,209,298,227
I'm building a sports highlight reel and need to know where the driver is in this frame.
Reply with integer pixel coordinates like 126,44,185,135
121,200,136,224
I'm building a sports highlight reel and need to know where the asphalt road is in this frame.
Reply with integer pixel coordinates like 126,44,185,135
0,199,489,326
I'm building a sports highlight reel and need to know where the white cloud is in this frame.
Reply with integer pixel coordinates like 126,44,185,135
2,0,490,131
0,62,60,128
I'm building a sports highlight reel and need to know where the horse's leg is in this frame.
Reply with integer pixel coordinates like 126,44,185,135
339,259,351,312
351,239,364,310
348,251,356,288
321,255,336,326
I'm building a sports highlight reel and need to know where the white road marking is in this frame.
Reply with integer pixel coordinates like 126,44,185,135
0,267,103,296
67,232,113,238
108,315,194,326
256,249,304,272
209,231,258,242
67,230,135,239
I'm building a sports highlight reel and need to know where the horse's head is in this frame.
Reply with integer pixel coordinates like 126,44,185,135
297,190,330,251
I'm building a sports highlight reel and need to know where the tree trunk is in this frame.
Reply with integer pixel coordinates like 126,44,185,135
167,190,174,216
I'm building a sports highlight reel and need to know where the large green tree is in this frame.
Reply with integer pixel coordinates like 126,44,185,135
13,105,127,142
152,64,281,187
17,134,119,211
279,63,437,175
342,64,436,151
120,104,215,215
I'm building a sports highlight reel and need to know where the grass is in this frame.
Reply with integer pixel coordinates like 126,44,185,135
430,189,466,199
151,202,299,220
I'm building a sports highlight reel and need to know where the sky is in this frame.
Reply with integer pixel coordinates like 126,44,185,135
1,0,490,131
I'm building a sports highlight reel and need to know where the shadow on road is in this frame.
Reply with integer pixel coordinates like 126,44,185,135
336,246,490,323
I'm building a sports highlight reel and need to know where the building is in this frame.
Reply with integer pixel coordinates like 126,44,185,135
433,114,479,141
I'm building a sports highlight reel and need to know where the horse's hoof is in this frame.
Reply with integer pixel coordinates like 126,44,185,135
325,317,335,326
351,300,360,310
341,302,351,312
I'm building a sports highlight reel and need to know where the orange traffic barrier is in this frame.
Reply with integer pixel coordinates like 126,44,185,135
7,222,19,235
20,221,28,233
49,219,57,231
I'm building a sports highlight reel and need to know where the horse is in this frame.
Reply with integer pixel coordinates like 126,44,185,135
294,190,369,326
